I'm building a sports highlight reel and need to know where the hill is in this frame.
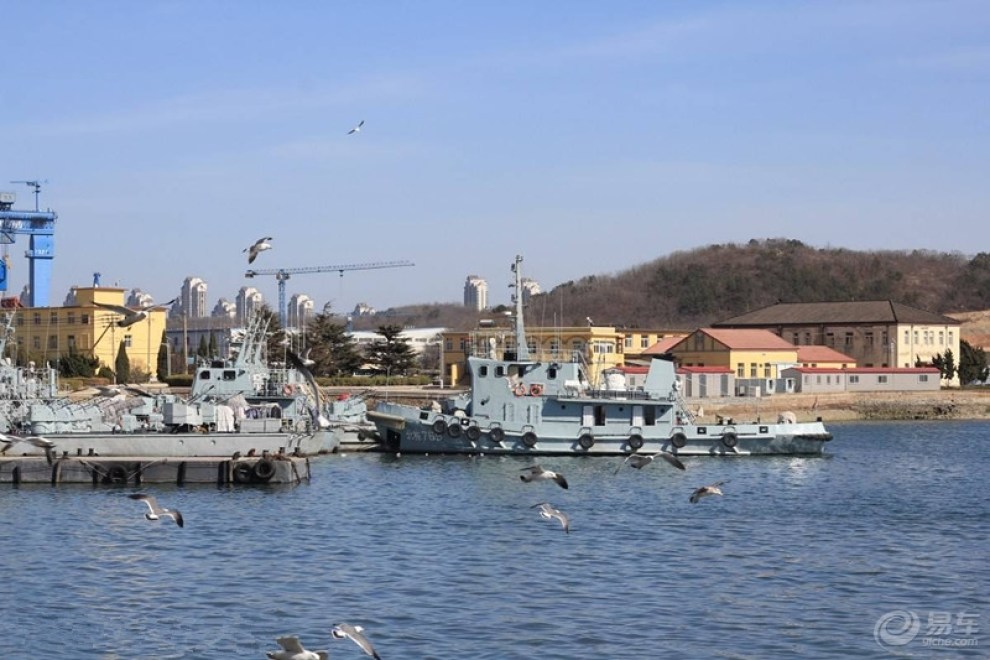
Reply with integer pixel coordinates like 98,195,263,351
343,239,990,334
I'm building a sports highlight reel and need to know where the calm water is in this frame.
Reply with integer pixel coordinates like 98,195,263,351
1,422,987,659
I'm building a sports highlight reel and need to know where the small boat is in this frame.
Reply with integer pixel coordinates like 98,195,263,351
369,255,832,456
1,313,333,458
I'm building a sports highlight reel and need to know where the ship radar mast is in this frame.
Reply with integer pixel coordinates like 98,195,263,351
511,254,530,360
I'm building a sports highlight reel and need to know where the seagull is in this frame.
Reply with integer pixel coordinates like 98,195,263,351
615,450,686,474
94,298,177,328
531,502,570,534
1,433,56,456
331,623,381,659
347,119,365,135
689,480,727,504
301,348,316,368
586,316,594,326
520,464,568,489
243,236,273,264
128,493,184,527
266,636,328,660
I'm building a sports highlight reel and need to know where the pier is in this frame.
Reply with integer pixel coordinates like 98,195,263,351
0,455,311,486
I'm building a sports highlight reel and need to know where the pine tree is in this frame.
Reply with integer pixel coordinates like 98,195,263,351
197,335,209,359
959,340,990,384
208,332,217,358
304,312,362,376
367,324,417,376
942,348,956,381
115,340,131,384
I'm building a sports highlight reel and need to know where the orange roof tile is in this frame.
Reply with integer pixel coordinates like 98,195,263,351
795,345,855,363
700,328,795,350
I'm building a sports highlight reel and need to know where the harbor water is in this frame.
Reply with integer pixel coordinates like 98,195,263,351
0,421,986,658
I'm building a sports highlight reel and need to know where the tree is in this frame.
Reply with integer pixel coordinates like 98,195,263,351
115,340,131,384
58,346,100,378
197,335,209,359
208,332,217,358
941,348,956,381
959,340,990,384
304,312,362,377
366,324,417,376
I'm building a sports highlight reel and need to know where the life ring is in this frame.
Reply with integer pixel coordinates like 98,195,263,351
513,383,527,397
253,458,276,482
578,434,595,450
628,434,644,450
670,432,687,449
460,417,471,428
447,422,462,438
466,426,481,442
104,464,128,484
431,418,447,435
233,462,254,484
521,431,538,448
282,384,294,395
722,432,738,448
529,383,544,397
489,427,505,444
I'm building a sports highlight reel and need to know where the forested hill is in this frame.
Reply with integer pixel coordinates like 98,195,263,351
532,239,990,329
355,239,990,331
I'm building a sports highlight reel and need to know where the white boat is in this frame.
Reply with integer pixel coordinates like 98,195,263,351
369,255,832,456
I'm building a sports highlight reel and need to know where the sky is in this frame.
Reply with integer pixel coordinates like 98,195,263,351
2,1,987,316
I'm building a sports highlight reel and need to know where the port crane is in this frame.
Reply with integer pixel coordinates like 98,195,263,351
0,181,56,306
245,260,415,326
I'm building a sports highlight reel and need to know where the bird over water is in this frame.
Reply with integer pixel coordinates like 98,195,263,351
331,623,381,659
128,493,184,527
519,464,569,489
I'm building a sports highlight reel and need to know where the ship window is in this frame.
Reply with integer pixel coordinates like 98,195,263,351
495,366,505,377
199,370,211,380
223,370,236,381
548,367,557,379
479,366,488,377
594,405,606,426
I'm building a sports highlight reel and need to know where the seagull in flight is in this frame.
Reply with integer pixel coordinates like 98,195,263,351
244,236,273,264
266,636,328,660
615,450,686,474
347,120,365,135
520,464,569,489
689,480,727,504
0,434,56,458
331,623,381,659
531,502,570,534
128,493,184,527
94,298,177,328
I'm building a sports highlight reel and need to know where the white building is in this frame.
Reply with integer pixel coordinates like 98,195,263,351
126,288,154,308
348,327,446,355
352,302,376,316
520,277,541,304
236,286,264,324
287,293,314,329
464,275,488,311
172,276,208,319
212,298,237,319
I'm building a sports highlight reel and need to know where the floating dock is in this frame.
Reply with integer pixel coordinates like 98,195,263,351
0,455,311,486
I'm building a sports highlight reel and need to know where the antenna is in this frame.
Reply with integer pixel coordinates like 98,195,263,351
10,180,47,211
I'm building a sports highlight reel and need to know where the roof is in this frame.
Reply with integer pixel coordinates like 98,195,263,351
699,328,796,350
642,336,684,355
713,301,961,326
677,366,733,374
795,345,856,363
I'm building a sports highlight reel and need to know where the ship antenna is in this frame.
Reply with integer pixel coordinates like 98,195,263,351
511,254,529,360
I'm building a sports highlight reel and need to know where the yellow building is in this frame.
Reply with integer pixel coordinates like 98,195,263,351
666,328,800,380
8,287,168,380
441,325,688,386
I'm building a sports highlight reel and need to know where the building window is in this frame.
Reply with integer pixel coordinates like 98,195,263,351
804,332,811,344
33,336,41,349
81,314,89,324
938,331,944,345
124,334,133,348
904,330,910,343
16,315,23,326
624,336,633,348
865,332,874,346
736,363,744,378
67,312,76,325
878,375,888,383
919,374,928,382
48,336,58,349
640,336,649,349
572,341,584,352
692,334,705,350
913,330,919,344
849,375,859,383
816,375,822,384
549,339,560,355
825,332,834,346
881,331,888,346
763,364,771,378
948,331,954,344
749,363,757,378
33,313,41,325
844,332,853,346
67,335,76,348
50,312,58,325
445,339,453,350
792,333,800,345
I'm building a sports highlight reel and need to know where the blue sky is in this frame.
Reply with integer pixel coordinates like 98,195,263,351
3,1,987,314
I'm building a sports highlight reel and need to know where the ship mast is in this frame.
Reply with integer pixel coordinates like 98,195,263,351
511,254,530,360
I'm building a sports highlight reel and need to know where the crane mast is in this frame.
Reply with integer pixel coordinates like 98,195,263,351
245,260,415,326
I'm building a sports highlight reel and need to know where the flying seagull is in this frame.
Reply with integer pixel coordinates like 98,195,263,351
347,120,365,135
689,480,727,504
244,236,273,264
94,298,177,328
520,464,568,489
615,450,686,474
331,623,381,659
531,502,570,534
128,493,184,527
266,636,328,660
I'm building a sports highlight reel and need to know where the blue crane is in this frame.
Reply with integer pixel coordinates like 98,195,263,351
0,184,56,307
245,260,415,326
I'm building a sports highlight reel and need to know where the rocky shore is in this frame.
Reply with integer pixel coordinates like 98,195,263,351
693,389,990,423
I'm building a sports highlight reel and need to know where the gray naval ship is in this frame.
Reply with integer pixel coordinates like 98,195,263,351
369,255,832,456
0,312,333,458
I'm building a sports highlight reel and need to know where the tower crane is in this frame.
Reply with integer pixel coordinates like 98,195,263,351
0,183,56,306
245,260,415,326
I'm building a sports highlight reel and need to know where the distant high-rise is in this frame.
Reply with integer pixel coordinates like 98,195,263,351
287,294,314,329
352,302,376,317
236,286,264,323
211,298,237,319
464,275,488,311
126,288,154,308
172,276,207,319
520,277,541,304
